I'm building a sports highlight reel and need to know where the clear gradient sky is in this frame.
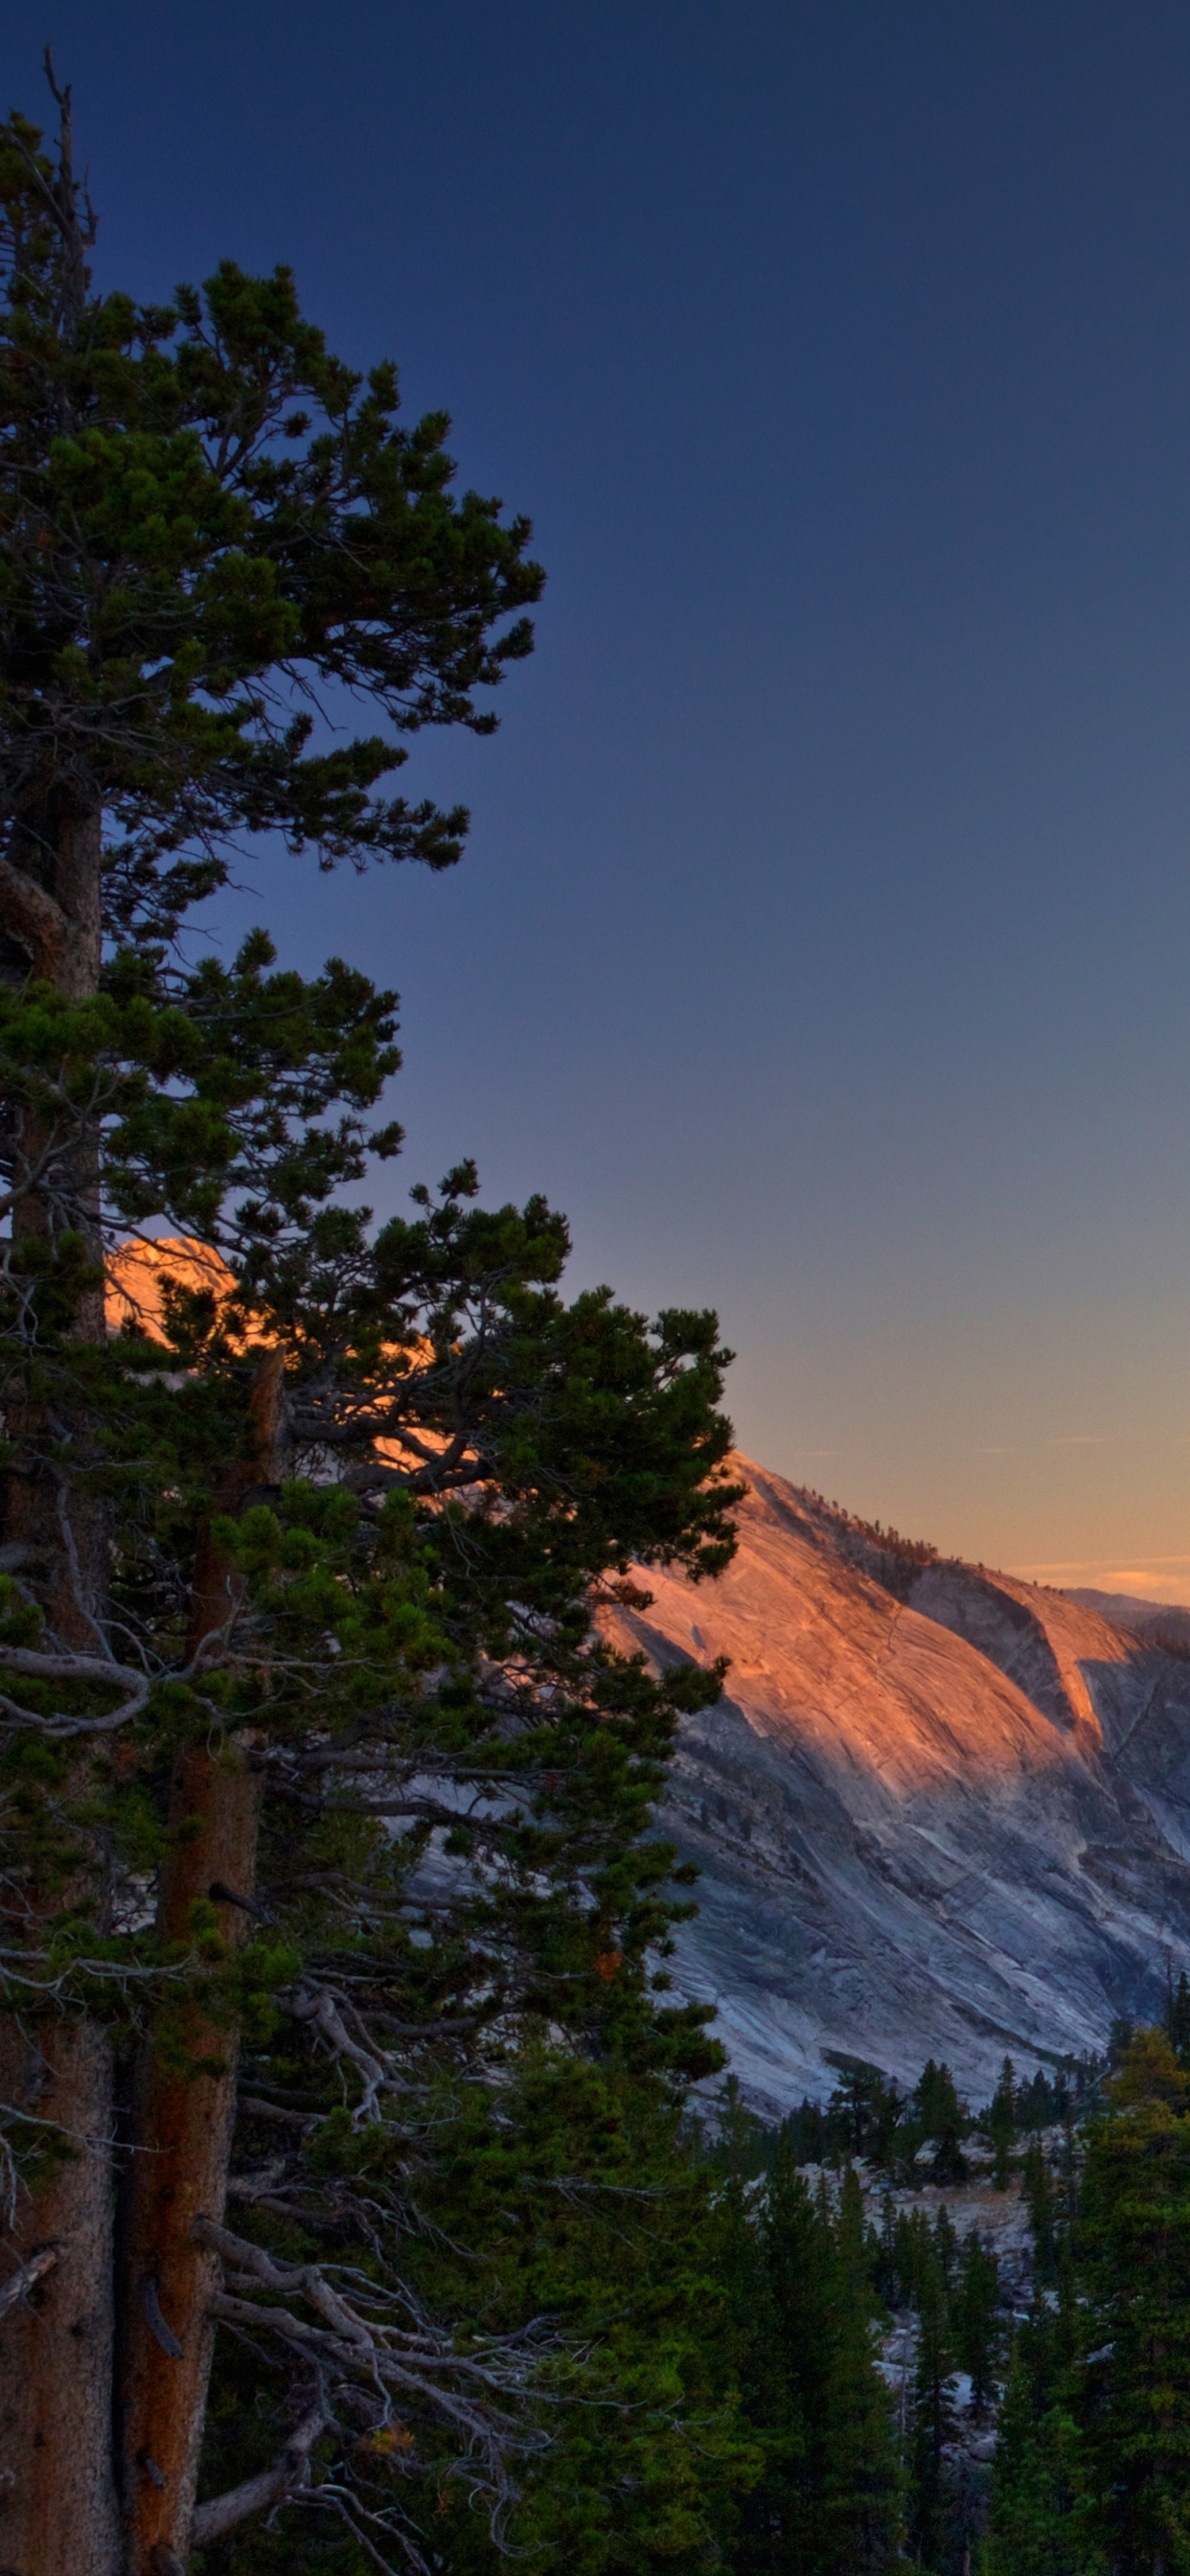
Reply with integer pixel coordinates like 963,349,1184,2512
9,3,1190,1597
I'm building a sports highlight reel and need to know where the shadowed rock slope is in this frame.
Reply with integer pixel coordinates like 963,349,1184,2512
601,1461,1190,2113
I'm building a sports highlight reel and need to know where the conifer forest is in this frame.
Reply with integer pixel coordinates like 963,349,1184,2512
6,68,1190,2576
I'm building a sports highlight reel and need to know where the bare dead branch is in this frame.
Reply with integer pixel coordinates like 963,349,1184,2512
0,1641,150,1736
0,2242,58,2320
239,2096,322,2130
190,2397,331,2545
284,1985,401,2123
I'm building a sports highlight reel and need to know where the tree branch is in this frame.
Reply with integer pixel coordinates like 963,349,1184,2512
0,854,69,974
0,1644,150,1736
190,2398,330,2545
0,2243,58,2320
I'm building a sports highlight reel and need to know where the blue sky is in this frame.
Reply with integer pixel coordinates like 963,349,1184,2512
11,2,1190,1590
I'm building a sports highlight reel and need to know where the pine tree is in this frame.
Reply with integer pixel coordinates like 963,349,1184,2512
932,2200,959,2295
827,2060,902,2163
986,2071,1094,2576
1020,2135,1058,2285
906,2247,956,2569
821,2165,903,2569
990,2026,1190,2575
989,2055,1017,2190
913,2059,968,2187
712,2102,799,2576
0,71,751,2576
759,2141,832,2567
1166,1966,1190,2066
953,2229,1000,2412
749,2143,901,2573
891,2204,934,2308
1076,2028,1190,2573
984,2287,1087,2576
0,71,540,2566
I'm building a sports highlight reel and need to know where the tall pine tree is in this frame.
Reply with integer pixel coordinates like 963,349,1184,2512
1077,2030,1190,2574
0,71,746,2575
735,2137,901,2573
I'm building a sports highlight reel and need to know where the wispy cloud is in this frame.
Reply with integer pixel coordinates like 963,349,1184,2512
1010,1552,1190,1607
1015,1552,1190,1576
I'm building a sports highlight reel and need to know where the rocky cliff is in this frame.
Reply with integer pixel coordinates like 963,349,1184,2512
601,1460,1190,2114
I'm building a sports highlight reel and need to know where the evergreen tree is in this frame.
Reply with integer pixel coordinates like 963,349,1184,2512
890,2205,934,2310
932,2201,959,2296
914,2059,968,2185
1020,2135,1058,2285
784,2093,828,2164
906,2246,956,2569
989,2055,1017,2190
991,2026,1190,2576
748,2140,832,2569
823,2165,903,2569
1166,1966,1190,2066
1109,2014,1136,2068
827,2060,903,2164
984,2287,1087,2576
0,72,750,2575
740,2139,901,2573
712,2105,801,2576
952,2230,1000,2412
1077,2029,1190,2574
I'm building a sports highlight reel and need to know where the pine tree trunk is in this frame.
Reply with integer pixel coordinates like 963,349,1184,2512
0,798,123,2569
119,1743,264,2576
120,1352,281,2573
0,2015,121,2575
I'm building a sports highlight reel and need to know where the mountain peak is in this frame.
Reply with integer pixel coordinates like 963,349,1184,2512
603,1457,1190,2110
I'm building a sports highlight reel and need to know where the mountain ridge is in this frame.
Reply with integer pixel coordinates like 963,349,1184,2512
1064,1585,1190,1641
599,1459,1190,2113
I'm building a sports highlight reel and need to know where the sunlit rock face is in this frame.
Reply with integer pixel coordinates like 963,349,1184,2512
602,1460,1190,2114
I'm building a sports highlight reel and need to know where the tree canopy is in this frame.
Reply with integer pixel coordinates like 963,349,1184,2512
0,72,745,2576
0,72,542,983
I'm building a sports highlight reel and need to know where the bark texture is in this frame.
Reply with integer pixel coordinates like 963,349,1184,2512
120,1352,282,2572
0,796,121,2569
0,2015,121,2575
1,794,102,995
119,1742,264,2574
